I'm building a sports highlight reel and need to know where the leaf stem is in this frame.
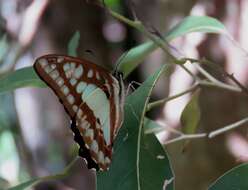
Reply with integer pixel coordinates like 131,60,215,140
208,117,248,138
108,8,178,63
164,117,248,145
147,83,199,111
199,80,241,92
109,9,140,29
164,133,207,145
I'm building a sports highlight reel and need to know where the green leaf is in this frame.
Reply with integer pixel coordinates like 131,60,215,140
208,163,248,190
68,30,80,57
144,118,180,136
97,65,174,190
144,118,164,134
7,158,77,190
180,90,201,134
0,67,46,94
118,42,156,78
118,16,227,78
166,16,227,41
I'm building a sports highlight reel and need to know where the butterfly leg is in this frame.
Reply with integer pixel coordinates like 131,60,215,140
126,81,142,96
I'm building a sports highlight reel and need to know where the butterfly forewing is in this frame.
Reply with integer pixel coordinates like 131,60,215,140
34,54,124,170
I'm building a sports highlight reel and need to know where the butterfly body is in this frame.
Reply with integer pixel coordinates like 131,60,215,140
34,54,124,171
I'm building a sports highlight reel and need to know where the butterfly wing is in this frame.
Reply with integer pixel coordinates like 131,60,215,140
34,54,124,170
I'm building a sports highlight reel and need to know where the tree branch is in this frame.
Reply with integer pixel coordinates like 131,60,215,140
164,116,248,145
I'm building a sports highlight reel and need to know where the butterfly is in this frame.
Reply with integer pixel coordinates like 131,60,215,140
34,54,125,171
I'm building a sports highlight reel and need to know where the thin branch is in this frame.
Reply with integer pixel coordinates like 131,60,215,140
108,8,141,29
208,117,248,138
194,63,221,83
147,83,199,111
199,80,241,92
225,73,248,96
183,58,244,93
164,133,207,145
163,116,248,145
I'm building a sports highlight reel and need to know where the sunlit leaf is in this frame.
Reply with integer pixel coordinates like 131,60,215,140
180,90,201,134
166,16,227,41
97,65,174,190
208,163,248,190
0,67,46,94
118,16,227,78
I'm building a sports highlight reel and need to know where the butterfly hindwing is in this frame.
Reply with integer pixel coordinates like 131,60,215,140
34,54,124,170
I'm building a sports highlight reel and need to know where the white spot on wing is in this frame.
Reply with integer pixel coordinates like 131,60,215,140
63,62,76,78
39,58,48,68
63,63,70,71
70,78,77,86
105,157,111,165
67,94,75,104
87,69,94,78
50,70,59,80
90,140,99,153
98,151,104,164
96,72,101,80
51,64,56,70
80,117,90,130
85,128,94,139
74,65,83,79
44,65,54,73
76,82,87,94
77,109,83,117
56,77,64,87
57,56,64,63
73,105,78,112
61,85,69,95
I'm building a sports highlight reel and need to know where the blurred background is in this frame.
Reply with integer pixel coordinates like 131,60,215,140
0,0,248,189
